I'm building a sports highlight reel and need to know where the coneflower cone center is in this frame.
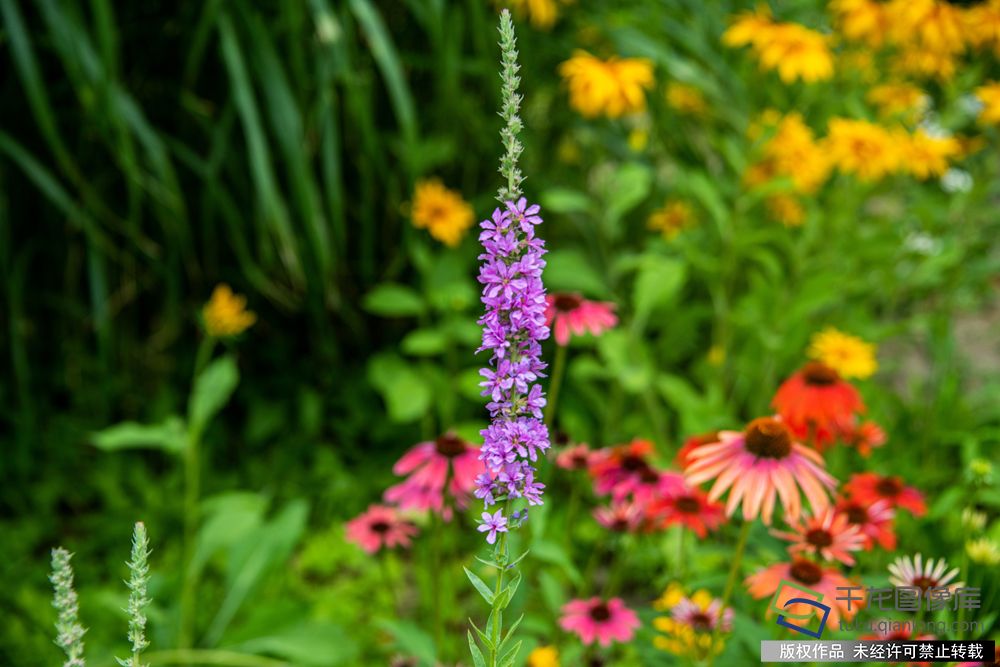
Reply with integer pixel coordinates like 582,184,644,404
675,496,701,514
621,454,648,471
552,293,583,312
590,603,611,622
790,559,823,585
844,505,868,524
370,521,391,534
802,361,839,386
912,576,938,591
744,418,792,459
690,612,713,631
435,433,467,458
806,528,834,548
875,477,903,496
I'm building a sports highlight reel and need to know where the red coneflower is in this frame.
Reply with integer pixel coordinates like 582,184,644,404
545,293,617,346
648,480,725,538
675,431,720,468
771,507,866,565
345,505,418,554
747,558,861,625
772,361,865,448
840,419,886,457
383,433,481,519
684,417,837,525
835,496,897,550
844,472,927,517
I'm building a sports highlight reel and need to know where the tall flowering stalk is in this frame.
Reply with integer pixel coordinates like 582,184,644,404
118,522,151,667
466,10,550,667
50,548,86,667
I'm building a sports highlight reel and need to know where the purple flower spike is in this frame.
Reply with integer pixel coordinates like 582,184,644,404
475,197,551,540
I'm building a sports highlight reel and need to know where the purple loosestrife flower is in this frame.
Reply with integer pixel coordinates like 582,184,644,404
474,196,551,539
478,509,509,545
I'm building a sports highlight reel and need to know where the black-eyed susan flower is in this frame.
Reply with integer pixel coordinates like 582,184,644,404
830,0,892,47
647,200,694,239
902,128,962,180
724,8,834,84
652,583,733,660
975,81,1000,124
823,118,902,181
867,83,928,119
886,0,967,55
409,179,474,247
559,51,654,118
202,284,256,338
746,113,830,194
526,645,560,667
807,327,877,379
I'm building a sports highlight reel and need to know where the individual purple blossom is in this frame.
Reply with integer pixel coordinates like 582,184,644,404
475,197,551,540
477,510,508,545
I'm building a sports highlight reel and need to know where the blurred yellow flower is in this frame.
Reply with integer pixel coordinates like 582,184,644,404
961,507,988,532
648,200,694,239
724,9,834,83
559,51,654,118
975,82,1000,124
666,82,708,116
203,284,256,338
506,0,566,30
830,0,891,47
746,113,829,196
653,583,730,659
823,118,901,181
867,83,927,119
901,129,961,180
527,645,560,667
766,194,805,227
891,46,958,80
962,1,1000,50
966,538,1000,565
808,327,877,379
410,179,474,247
886,0,966,55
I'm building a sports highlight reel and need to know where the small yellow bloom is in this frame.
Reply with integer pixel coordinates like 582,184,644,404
559,50,654,118
966,538,1000,565
410,179,474,247
901,129,961,180
748,113,830,194
653,583,729,659
653,582,686,611
961,507,988,532
203,284,256,338
724,9,834,84
526,645,560,667
808,327,877,379
867,83,927,119
766,194,805,227
962,1,1000,49
647,200,694,239
975,82,1000,124
823,118,901,181
885,0,967,55
506,0,566,30
830,0,892,47
891,46,958,80
666,82,708,116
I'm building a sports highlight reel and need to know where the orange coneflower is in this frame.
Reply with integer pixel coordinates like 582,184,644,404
683,417,837,525
675,431,720,469
844,473,927,516
772,361,865,448
835,496,897,550
747,558,861,625
771,507,866,565
649,481,726,538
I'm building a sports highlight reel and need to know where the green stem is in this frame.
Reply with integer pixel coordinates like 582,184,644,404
431,513,444,656
487,499,513,666
707,520,751,667
545,343,568,428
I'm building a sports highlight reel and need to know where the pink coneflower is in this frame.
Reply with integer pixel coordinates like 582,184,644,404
345,505,418,554
772,362,864,448
888,554,963,592
746,558,861,625
771,507,866,565
545,293,617,346
835,496,896,550
843,472,927,517
648,481,725,538
683,417,837,525
589,439,676,501
559,597,640,646
384,433,481,519
593,500,644,533
556,443,596,471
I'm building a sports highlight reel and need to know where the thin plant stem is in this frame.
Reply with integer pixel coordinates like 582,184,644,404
707,520,751,667
431,513,444,656
487,497,513,665
544,343,568,428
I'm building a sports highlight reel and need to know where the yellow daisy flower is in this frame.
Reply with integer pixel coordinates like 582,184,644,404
410,179,475,247
823,118,901,182
975,82,1000,124
559,51,654,118
830,0,892,47
506,0,567,30
885,0,967,55
203,284,256,338
653,583,731,660
866,83,928,119
666,82,708,116
647,200,694,239
526,645,560,667
724,9,834,84
745,113,829,195
901,129,961,180
808,327,878,379
766,194,805,227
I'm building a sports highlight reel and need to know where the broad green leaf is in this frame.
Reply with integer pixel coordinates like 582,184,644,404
89,417,186,454
464,566,495,605
362,283,424,316
401,328,449,356
531,540,582,587
188,355,239,435
633,256,686,328
544,249,609,297
541,187,591,215
233,621,359,666
367,353,431,422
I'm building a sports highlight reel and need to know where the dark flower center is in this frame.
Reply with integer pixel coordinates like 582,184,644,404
435,433,467,458
611,519,630,532
554,431,571,446
621,454,647,471
370,521,391,534
690,612,713,631
912,576,938,591
802,361,840,386
638,467,660,484
674,496,701,514
943,0,987,6
844,505,868,524
570,453,590,469
790,559,823,585
806,528,834,548
589,603,611,622
744,418,793,459
875,477,903,497
553,293,584,312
